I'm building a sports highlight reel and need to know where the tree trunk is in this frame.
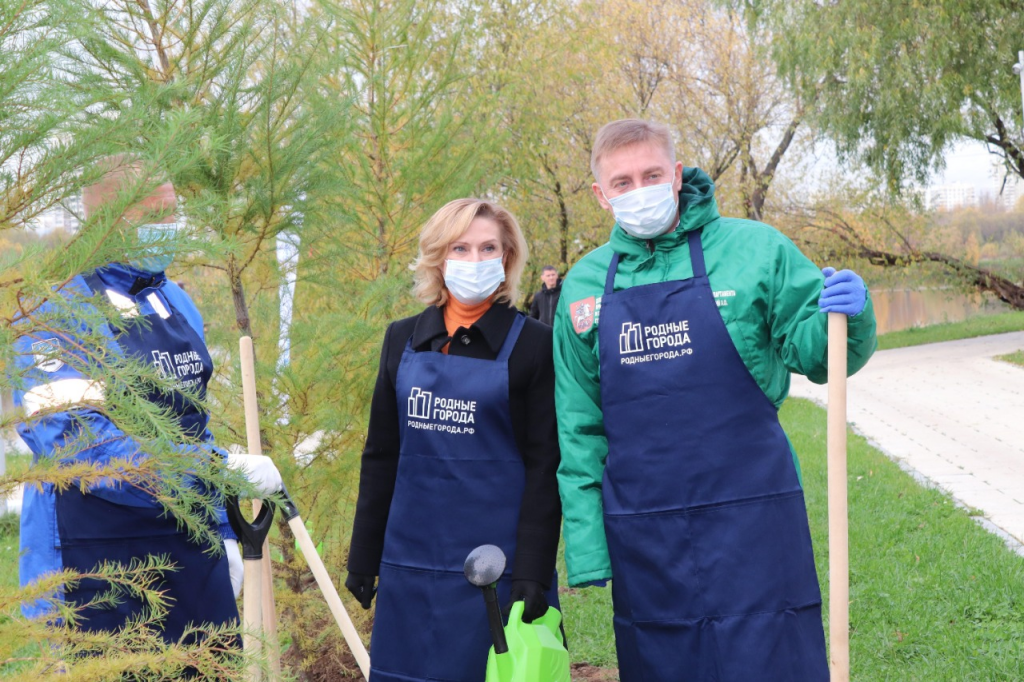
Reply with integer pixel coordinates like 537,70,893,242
860,247,1024,311
228,257,253,338
745,115,802,222
810,235,1024,311
555,178,569,267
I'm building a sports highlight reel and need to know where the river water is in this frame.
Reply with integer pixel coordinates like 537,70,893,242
871,289,1009,335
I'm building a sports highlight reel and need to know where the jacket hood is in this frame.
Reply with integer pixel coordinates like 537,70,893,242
609,167,720,257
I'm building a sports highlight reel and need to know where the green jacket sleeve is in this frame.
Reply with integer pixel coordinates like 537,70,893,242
768,234,878,384
552,295,613,586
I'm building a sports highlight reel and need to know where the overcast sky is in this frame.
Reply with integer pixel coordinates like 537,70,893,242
936,141,1008,198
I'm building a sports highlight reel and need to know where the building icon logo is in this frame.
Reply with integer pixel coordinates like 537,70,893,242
151,350,175,378
32,338,64,373
619,322,644,354
408,387,433,419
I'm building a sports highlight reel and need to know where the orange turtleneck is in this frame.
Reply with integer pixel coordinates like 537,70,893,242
442,295,494,354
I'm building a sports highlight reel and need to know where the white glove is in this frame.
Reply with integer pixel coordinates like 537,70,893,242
225,538,243,598
225,453,284,497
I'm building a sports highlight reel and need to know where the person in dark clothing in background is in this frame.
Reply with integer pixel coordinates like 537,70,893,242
529,265,561,326
345,198,562,682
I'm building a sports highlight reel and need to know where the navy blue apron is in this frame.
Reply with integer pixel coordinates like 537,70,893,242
598,231,828,681
371,313,558,682
55,272,237,644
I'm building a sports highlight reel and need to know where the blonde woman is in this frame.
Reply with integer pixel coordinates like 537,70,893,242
345,199,561,681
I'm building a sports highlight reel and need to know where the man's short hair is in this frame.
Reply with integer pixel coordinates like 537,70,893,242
590,119,676,181
82,154,170,218
541,265,557,273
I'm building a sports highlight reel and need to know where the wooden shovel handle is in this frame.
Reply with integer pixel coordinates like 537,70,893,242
288,515,371,679
827,313,850,682
242,557,263,681
239,336,281,678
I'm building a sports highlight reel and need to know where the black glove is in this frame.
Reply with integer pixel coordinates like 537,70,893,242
503,579,548,624
345,572,377,610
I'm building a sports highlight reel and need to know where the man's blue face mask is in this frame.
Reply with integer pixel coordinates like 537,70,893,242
131,223,182,274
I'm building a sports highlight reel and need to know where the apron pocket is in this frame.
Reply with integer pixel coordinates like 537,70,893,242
619,617,713,682
688,491,821,618
383,456,524,573
61,533,237,643
709,606,829,682
373,563,509,682
603,511,703,622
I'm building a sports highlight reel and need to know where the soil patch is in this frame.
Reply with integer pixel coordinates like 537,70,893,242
572,662,619,681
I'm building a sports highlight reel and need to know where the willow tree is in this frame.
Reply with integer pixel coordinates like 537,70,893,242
762,0,1024,189
756,0,1024,304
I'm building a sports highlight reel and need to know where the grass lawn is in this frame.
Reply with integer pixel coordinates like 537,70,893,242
559,398,1024,680
0,456,28,592
877,311,1024,350
996,350,1024,367
0,513,18,592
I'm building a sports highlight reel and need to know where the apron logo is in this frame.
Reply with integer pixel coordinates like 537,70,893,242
619,323,644,354
406,386,477,434
31,338,64,373
151,350,205,389
618,320,695,366
152,350,175,378
408,387,433,419
570,297,596,334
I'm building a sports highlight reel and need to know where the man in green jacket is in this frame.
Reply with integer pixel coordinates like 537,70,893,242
554,119,876,681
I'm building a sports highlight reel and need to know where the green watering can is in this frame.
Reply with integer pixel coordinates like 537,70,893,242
464,545,571,682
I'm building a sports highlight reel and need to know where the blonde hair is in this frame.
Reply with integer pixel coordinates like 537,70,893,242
412,198,529,307
590,119,676,181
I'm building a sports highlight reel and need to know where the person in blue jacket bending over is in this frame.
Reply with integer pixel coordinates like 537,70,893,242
14,158,281,642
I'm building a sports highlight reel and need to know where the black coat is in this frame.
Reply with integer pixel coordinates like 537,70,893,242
528,282,561,326
348,303,562,587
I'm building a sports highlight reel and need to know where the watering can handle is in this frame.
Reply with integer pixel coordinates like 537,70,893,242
483,583,508,654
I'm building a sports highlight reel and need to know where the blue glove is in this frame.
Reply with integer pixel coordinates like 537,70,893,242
818,267,866,316
580,580,608,588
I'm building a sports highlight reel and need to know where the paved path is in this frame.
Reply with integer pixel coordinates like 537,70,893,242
789,331,1024,554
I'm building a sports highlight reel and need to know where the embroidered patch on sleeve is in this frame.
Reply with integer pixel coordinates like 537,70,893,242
570,296,596,334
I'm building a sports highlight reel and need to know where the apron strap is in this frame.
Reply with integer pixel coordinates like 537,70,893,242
496,313,526,363
688,228,707,278
604,253,621,296
81,271,105,296
604,228,707,295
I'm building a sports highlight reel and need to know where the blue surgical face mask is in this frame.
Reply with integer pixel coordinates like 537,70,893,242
603,182,679,239
131,223,182,274
444,257,506,305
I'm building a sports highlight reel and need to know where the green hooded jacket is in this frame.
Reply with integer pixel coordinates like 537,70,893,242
553,168,877,586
